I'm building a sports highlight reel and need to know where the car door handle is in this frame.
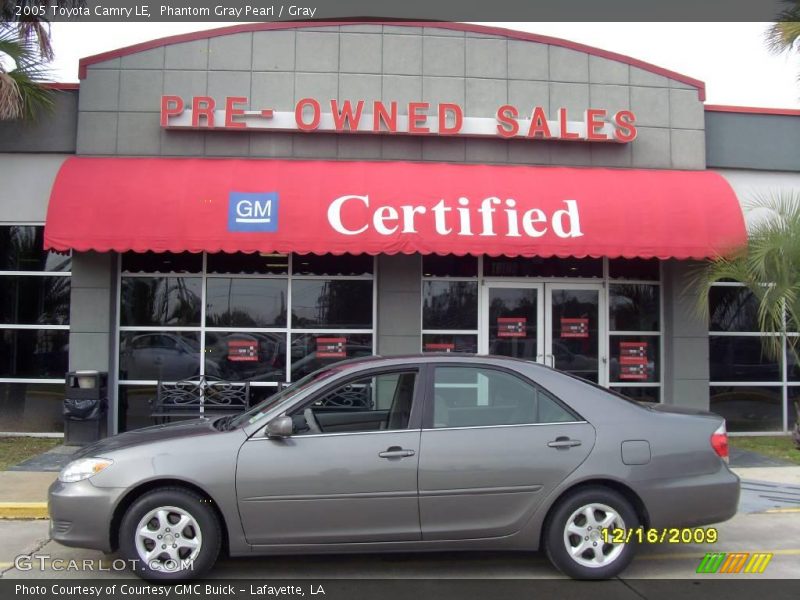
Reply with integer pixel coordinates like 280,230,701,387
378,446,415,459
547,438,582,449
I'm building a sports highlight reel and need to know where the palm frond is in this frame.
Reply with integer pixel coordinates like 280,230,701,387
17,21,53,61
0,71,23,119
7,65,54,118
766,1,800,54
694,191,800,361
0,27,53,120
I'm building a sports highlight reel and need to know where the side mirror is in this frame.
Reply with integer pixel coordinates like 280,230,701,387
266,416,294,438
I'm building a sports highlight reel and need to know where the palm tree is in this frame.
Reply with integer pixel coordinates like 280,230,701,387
0,27,52,120
0,1,86,120
766,1,800,55
693,194,800,447
695,194,800,362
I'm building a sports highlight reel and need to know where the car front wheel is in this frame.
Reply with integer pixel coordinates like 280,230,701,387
118,487,221,581
544,486,639,579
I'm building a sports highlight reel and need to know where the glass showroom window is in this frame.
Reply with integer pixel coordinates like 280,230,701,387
708,282,792,433
421,255,479,353
117,252,374,431
607,259,662,403
0,225,71,432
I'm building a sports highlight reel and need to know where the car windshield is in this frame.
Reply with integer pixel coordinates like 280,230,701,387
228,367,341,428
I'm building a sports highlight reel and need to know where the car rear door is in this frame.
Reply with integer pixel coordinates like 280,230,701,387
236,367,422,546
418,363,595,540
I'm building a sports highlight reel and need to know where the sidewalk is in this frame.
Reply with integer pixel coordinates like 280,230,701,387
1,464,798,520
0,471,55,519
732,466,800,485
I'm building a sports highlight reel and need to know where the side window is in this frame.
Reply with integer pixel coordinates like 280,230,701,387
290,370,417,435
432,366,578,428
536,386,580,424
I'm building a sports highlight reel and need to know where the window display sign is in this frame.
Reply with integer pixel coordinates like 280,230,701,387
317,337,347,358
424,342,455,352
620,341,649,380
561,318,589,338
227,339,258,362
497,317,527,338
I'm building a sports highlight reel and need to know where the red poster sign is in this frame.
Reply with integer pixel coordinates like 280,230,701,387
227,339,258,362
317,337,347,358
561,318,589,338
619,341,649,380
424,343,455,352
497,317,527,338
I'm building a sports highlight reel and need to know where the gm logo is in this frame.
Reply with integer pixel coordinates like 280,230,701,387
228,192,279,232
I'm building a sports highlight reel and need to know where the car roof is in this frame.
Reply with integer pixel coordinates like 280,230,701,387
331,353,547,371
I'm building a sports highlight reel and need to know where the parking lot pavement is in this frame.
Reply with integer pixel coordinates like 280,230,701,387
2,508,798,580
0,520,49,571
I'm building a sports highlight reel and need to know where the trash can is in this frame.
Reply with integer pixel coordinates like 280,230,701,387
64,371,108,445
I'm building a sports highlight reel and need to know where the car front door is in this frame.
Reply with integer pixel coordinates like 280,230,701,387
419,364,595,540
236,368,422,546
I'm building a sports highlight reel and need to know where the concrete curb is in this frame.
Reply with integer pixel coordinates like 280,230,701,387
0,502,48,520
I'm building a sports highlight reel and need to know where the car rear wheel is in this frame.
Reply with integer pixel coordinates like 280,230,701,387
544,486,639,579
118,487,220,581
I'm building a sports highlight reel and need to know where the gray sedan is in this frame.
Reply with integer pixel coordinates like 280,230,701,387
49,355,739,580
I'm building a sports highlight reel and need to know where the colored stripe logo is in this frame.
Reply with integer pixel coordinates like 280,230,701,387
696,552,773,574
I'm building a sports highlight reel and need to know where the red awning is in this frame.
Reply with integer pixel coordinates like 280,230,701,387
44,157,746,259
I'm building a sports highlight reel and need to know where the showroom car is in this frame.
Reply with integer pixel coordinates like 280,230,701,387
49,354,740,580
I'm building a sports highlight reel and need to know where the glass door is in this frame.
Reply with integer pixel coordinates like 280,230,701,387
483,282,606,384
483,283,544,361
545,285,605,384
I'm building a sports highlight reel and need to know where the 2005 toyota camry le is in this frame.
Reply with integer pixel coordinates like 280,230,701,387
49,355,740,580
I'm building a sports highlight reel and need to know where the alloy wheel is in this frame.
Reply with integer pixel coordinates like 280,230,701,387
562,502,626,568
134,505,203,572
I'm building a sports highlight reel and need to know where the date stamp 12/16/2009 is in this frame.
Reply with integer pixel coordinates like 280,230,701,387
603,527,719,544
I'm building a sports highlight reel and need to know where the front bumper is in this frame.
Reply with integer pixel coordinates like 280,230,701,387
48,479,125,553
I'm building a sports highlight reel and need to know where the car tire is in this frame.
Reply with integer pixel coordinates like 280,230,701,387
118,487,221,581
544,486,639,580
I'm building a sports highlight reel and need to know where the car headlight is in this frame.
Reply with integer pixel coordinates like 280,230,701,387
58,457,114,483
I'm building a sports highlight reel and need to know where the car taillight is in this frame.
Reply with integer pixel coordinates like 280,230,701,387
711,422,729,463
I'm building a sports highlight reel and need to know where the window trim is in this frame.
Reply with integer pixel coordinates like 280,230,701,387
708,281,794,433
114,252,377,435
0,223,72,275
0,224,72,386
421,256,663,402
421,362,583,430
274,366,424,436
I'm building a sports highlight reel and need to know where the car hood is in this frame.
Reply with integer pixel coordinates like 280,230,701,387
72,418,220,459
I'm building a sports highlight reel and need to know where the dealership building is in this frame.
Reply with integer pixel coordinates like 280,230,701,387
1,21,799,436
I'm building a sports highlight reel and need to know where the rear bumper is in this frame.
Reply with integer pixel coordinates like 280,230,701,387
48,479,125,553
640,465,740,528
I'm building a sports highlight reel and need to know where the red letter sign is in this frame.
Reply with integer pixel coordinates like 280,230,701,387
527,107,551,139
585,108,608,141
496,105,519,138
408,102,430,134
191,96,215,128
331,100,365,132
295,98,321,131
438,103,463,135
558,108,580,140
614,110,638,142
225,96,247,129
160,95,184,127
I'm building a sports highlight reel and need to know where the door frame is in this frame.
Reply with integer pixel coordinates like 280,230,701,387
480,280,608,386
